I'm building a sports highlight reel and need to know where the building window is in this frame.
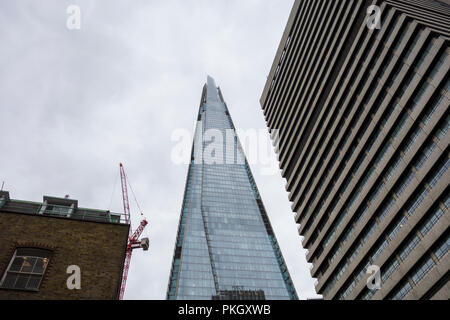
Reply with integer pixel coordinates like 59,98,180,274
410,81,429,112
348,242,363,263
420,207,444,236
387,67,401,88
388,215,407,241
0,248,51,291
399,72,416,98
404,31,421,59
436,115,449,140
381,102,399,126
392,113,409,140
367,129,381,152
417,41,434,68
369,182,385,204
361,166,375,189
362,288,377,300
423,95,445,125
341,278,357,299
399,235,420,261
411,257,436,285
336,261,349,281
385,155,402,181
434,236,450,260
393,24,409,52
355,261,370,283
374,142,391,166
444,78,450,92
45,204,71,216
407,188,428,217
402,127,423,155
379,197,396,222
372,239,388,262
382,258,400,283
355,205,369,225
322,275,336,296
363,221,378,243
414,141,437,170
429,51,448,79
329,245,342,264
428,157,450,189
383,19,397,43
395,170,415,197
391,281,412,300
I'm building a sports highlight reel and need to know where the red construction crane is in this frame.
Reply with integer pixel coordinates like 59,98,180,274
119,163,149,300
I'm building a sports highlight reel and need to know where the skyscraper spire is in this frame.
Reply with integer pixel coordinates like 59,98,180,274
167,77,297,300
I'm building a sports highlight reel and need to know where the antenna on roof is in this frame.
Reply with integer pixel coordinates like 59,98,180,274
1,181,4,191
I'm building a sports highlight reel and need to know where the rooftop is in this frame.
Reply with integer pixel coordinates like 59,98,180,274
0,190,127,225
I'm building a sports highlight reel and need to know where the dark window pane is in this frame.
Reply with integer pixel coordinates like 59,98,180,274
32,257,48,274
26,275,42,290
21,257,37,273
1,273,18,288
9,257,24,272
14,274,29,289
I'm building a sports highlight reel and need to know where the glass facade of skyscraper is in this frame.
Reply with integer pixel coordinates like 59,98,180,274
167,76,297,300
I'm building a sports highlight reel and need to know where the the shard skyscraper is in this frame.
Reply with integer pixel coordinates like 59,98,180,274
167,76,298,300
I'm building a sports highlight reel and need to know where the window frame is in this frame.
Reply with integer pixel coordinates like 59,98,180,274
0,247,52,292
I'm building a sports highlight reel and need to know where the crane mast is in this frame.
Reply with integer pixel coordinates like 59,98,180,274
120,163,131,225
119,163,148,300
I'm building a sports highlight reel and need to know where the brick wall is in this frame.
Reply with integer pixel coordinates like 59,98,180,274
0,211,129,299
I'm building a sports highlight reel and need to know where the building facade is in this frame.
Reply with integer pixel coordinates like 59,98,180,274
0,191,129,299
260,0,449,299
167,76,298,300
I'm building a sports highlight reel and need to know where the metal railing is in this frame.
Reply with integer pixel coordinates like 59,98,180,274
1,202,128,225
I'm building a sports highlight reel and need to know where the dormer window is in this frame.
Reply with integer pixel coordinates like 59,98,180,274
45,204,71,216
38,196,77,218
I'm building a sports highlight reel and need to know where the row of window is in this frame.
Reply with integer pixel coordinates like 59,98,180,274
385,234,449,300
318,100,447,282
267,0,353,130
363,190,449,300
314,43,449,252
299,14,419,237
323,131,448,297
300,13,448,247
294,9,405,225
282,0,383,200
333,154,449,299
357,204,448,300
310,35,449,274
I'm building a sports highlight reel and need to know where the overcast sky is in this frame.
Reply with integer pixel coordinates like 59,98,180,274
0,0,321,299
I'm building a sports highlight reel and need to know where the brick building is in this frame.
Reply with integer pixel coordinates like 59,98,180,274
0,190,130,299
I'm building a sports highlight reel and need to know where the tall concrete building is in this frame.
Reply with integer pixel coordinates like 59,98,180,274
0,191,129,299
260,0,449,299
166,76,297,300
